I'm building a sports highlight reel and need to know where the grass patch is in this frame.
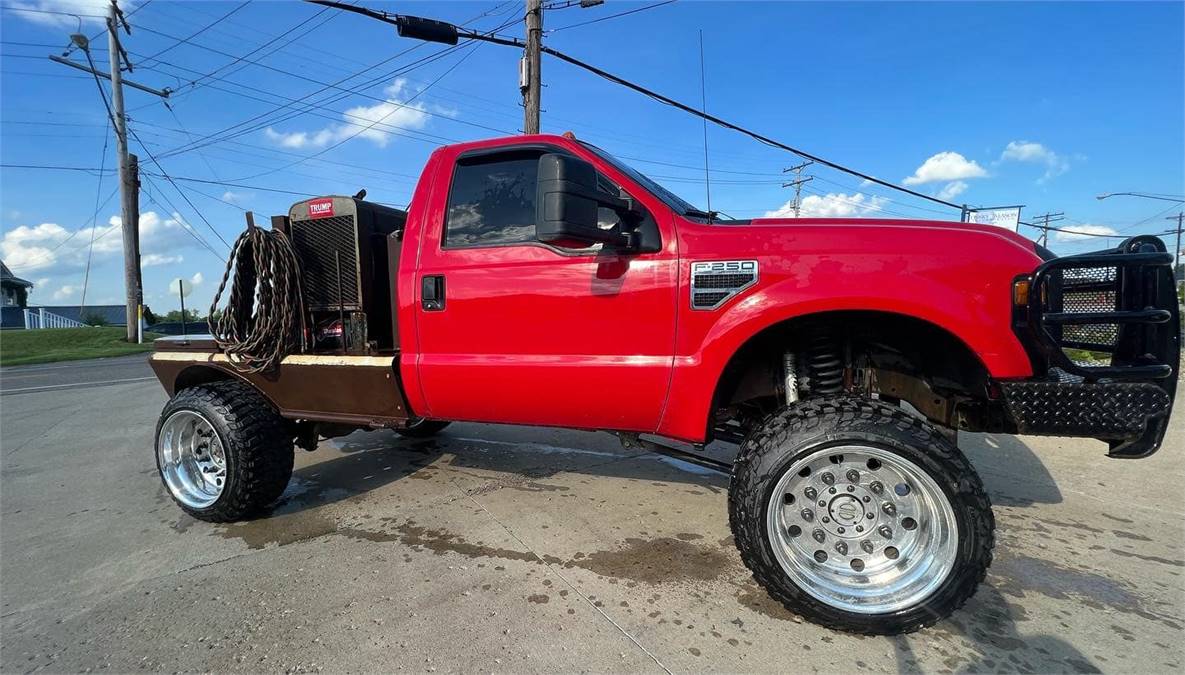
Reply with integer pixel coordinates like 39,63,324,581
1063,348,1110,364
0,327,163,366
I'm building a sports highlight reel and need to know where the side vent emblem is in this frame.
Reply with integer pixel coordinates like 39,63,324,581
691,260,758,310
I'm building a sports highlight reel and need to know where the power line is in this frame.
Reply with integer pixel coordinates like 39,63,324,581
232,41,483,181
79,115,113,312
136,1,251,68
137,8,522,161
549,0,677,32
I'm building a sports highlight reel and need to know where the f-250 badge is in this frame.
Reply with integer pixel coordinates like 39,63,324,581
690,260,759,310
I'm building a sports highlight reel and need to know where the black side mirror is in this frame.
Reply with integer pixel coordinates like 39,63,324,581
535,153,631,249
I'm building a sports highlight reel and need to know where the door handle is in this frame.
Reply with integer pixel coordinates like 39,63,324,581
421,275,445,311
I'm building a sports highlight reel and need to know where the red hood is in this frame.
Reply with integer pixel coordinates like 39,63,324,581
746,216,1035,250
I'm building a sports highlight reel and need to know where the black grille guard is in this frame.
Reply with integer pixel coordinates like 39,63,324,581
1026,235,1179,381
1005,235,1180,458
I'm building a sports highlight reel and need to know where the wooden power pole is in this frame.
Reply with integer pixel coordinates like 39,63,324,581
107,2,143,342
522,0,543,134
51,1,169,342
1030,211,1065,248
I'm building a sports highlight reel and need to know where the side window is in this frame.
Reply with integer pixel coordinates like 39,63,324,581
445,153,540,247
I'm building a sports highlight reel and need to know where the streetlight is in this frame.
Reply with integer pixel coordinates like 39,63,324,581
1096,192,1185,293
1096,192,1185,203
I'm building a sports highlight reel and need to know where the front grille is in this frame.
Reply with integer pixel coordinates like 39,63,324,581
290,215,360,309
1057,266,1119,349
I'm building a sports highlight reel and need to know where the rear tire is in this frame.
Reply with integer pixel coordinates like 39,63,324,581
395,419,451,438
728,396,993,634
155,380,294,522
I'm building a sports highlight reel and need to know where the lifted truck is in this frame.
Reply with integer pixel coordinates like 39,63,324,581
149,134,1179,635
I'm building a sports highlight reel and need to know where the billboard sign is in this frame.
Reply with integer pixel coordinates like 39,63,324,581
964,206,1022,232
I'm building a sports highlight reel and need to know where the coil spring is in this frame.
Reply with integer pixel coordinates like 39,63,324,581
807,334,844,395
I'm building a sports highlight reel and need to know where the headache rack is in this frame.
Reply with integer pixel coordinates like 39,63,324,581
1027,235,1179,382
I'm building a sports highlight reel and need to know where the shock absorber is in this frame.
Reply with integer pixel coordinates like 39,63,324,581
807,333,844,395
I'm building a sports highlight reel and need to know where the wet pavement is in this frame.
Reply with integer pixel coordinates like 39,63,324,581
1,357,1182,672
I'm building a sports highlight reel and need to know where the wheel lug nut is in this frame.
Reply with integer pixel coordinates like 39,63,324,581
870,481,884,494
846,469,860,482
818,500,826,507
878,525,893,539
862,496,871,503
861,540,875,554
828,487,837,494
855,525,864,532
821,472,835,485
804,487,817,500
822,517,831,523
846,486,855,492
837,527,846,534
834,542,848,555
812,529,826,543
882,502,896,516
800,508,814,522
866,513,874,520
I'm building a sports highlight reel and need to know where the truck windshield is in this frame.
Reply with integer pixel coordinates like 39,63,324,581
578,142,708,218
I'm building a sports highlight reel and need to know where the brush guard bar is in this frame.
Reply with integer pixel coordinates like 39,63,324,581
1004,235,1179,458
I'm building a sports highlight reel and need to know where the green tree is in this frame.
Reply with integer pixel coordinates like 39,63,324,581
163,309,203,323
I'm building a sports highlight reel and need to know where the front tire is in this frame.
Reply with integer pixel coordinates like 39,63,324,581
155,380,294,522
728,396,993,634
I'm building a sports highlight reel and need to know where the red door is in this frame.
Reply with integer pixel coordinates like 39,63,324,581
413,143,679,432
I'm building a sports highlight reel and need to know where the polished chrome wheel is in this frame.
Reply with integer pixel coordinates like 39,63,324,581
157,410,226,509
765,444,958,614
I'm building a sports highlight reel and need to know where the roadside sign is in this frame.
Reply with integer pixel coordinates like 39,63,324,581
964,206,1023,232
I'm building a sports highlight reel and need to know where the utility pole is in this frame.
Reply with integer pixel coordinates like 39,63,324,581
1167,212,1184,293
51,1,169,342
782,161,814,217
108,1,141,342
1029,211,1065,248
522,0,543,134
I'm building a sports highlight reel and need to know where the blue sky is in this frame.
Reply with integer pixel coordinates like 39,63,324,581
2,0,1183,315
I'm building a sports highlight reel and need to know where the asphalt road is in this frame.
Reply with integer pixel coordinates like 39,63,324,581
1,355,1182,673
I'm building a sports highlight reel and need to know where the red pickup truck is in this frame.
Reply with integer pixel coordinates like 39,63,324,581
149,133,1179,634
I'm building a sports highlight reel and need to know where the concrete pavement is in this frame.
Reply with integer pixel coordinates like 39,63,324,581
1,355,1182,673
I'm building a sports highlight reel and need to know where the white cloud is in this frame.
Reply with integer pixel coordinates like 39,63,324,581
999,140,1071,182
52,284,79,301
142,253,183,267
2,0,130,27
221,191,253,205
1054,224,1118,242
936,180,969,201
191,271,204,286
764,192,887,219
902,152,987,185
2,210,206,275
264,79,432,149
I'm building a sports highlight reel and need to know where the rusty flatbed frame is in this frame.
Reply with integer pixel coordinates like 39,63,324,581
149,339,411,428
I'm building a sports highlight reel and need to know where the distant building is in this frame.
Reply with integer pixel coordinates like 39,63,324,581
1,260,33,308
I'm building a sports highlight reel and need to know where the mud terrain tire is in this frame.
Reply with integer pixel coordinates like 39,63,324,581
728,396,994,634
155,380,294,522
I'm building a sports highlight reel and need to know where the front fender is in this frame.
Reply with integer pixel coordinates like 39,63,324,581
656,273,1034,443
